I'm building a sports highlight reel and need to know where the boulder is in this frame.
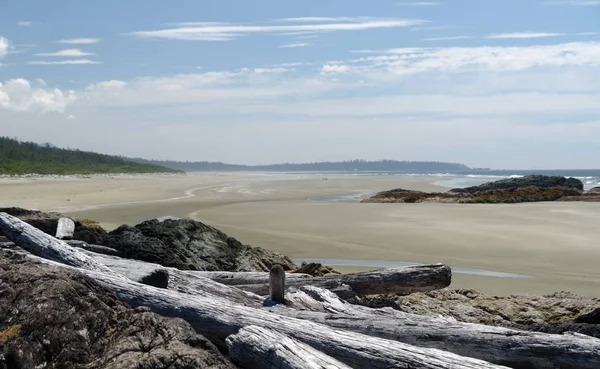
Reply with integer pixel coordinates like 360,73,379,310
0,253,234,369
107,219,296,272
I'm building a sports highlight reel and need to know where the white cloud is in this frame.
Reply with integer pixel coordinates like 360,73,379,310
421,36,472,41
56,38,101,44
346,42,600,75
321,64,351,74
0,37,8,59
487,32,565,39
130,18,428,41
66,114,76,120
17,21,40,27
397,1,440,5
36,49,95,57
28,59,101,65
274,17,371,23
541,0,600,5
279,43,311,48
87,80,128,90
0,78,76,113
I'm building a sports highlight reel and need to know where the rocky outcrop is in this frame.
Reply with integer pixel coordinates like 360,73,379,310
107,219,296,272
449,175,584,194
0,253,234,369
362,175,585,204
588,187,600,194
0,208,296,272
357,289,600,337
291,262,341,276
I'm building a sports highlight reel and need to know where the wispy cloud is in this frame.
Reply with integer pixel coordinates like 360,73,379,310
421,36,472,41
342,41,600,75
541,0,600,5
130,18,428,41
321,64,351,74
279,42,311,48
0,37,8,59
274,17,370,22
56,38,101,45
28,59,101,65
397,1,440,6
487,32,565,39
36,49,95,57
17,21,40,27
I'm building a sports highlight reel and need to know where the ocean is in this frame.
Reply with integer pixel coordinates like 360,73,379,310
297,169,600,191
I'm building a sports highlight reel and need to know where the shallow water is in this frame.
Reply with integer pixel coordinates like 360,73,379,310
309,192,372,203
294,258,534,279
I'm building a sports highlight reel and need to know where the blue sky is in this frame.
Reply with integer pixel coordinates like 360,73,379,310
1,0,600,168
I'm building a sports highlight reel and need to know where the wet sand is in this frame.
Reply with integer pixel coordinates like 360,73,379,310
1,172,599,297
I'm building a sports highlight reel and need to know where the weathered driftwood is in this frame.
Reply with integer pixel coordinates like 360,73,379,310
64,240,120,256
194,264,452,297
55,217,75,240
279,285,600,369
0,212,507,369
0,213,118,277
3,213,600,369
226,326,353,369
269,265,286,303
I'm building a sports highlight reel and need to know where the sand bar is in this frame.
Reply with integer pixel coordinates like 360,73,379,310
1,172,599,296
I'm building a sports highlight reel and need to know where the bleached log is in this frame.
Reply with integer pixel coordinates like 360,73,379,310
0,212,507,369
64,240,120,256
226,326,353,369
194,264,452,298
3,213,600,369
0,212,118,276
55,217,75,240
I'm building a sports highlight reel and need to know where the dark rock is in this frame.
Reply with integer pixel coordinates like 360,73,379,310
0,254,234,369
107,219,296,272
519,322,600,339
589,187,600,194
574,307,600,324
292,262,341,277
450,175,584,194
362,175,586,204
139,269,169,289
73,223,111,246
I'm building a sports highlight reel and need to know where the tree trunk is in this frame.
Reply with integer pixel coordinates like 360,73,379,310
226,326,353,369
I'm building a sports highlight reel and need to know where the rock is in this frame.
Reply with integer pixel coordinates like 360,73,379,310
450,175,584,193
107,219,296,272
292,262,341,276
362,175,585,204
0,253,234,369
574,307,600,324
357,289,600,337
139,269,170,289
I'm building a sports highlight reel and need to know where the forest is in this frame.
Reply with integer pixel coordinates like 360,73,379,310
129,158,471,172
0,137,180,175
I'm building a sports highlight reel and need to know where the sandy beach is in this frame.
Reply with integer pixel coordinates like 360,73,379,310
1,172,599,297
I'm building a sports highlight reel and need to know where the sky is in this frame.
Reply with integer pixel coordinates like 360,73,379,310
1,0,600,169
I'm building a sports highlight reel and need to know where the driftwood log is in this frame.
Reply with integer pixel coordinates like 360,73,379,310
55,217,75,240
2,213,600,369
226,325,353,369
189,264,452,297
